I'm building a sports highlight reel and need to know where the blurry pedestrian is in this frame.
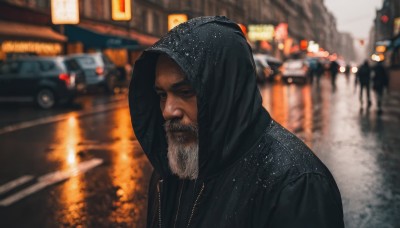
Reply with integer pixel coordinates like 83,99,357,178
316,60,325,85
356,60,372,108
372,61,389,114
329,60,340,87
308,59,317,83
345,63,351,80
129,16,344,228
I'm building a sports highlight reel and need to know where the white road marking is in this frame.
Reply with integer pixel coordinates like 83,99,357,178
0,175,34,195
0,158,103,207
0,101,127,135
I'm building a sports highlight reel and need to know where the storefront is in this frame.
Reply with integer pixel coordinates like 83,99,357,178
0,20,66,60
64,22,159,67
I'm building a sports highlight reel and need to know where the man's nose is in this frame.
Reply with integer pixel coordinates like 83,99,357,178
162,97,183,120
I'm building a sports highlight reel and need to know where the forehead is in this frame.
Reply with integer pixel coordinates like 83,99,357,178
155,55,186,85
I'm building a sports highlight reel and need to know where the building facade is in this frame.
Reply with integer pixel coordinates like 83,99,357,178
0,0,352,62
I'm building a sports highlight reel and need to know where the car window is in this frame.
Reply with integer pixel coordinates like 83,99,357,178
39,60,57,72
75,56,96,69
64,59,81,71
0,62,19,74
285,61,303,69
18,61,39,74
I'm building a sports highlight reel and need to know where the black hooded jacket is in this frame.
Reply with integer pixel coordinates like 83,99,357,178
129,16,344,228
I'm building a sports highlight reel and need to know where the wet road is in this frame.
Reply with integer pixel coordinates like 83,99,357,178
260,74,400,228
0,74,399,227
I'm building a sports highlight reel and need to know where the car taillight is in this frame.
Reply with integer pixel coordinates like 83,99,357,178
59,73,70,86
95,66,104,76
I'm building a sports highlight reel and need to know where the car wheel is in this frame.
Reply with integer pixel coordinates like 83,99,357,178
36,88,56,109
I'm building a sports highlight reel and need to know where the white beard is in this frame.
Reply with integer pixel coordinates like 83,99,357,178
165,121,199,180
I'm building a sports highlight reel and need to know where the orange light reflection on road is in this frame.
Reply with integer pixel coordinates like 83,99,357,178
109,108,145,225
48,114,85,224
302,85,313,147
271,82,289,128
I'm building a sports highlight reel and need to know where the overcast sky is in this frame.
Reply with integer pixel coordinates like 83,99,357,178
324,0,383,39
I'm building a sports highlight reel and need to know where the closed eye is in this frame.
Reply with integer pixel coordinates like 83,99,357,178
176,88,196,98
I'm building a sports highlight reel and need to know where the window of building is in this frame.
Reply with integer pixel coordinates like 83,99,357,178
142,10,148,32
36,0,49,9
154,12,160,35
147,11,154,33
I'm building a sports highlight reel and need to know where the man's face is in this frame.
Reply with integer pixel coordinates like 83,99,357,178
155,54,199,179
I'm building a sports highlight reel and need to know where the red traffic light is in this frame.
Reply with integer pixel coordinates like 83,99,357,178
381,15,389,23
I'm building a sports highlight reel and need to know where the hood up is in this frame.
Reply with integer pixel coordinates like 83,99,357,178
129,16,271,179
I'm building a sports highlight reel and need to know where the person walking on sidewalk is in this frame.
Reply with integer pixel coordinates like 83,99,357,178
329,60,340,88
356,60,372,108
129,16,344,228
372,61,389,114
316,60,325,85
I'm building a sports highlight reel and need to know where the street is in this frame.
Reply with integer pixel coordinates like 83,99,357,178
0,74,399,228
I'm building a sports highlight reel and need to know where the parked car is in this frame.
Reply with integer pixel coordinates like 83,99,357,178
0,56,85,109
68,53,120,93
253,53,282,80
253,55,272,83
281,59,309,84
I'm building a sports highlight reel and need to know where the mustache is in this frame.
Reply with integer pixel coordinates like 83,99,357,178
164,120,198,133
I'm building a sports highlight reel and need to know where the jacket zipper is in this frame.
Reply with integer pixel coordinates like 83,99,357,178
157,180,205,228
157,179,163,228
186,183,205,228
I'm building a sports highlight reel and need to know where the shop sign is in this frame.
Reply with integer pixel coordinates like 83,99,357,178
394,18,400,36
112,0,132,21
284,38,293,55
51,0,79,24
307,41,319,53
168,14,188,31
375,45,386,53
248,24,274,42
274,23,288,40
300,40,308,50
1,41,62,55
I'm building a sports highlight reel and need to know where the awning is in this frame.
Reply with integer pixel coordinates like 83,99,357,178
65,24,141,50
0,20,67,42
76,22,159,47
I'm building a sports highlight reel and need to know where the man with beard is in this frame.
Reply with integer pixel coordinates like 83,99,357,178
129,16,344,228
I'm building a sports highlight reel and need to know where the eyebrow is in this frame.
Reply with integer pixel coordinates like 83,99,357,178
154,79,193,91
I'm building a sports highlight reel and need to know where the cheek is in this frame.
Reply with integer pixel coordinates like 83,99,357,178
187,99,198,123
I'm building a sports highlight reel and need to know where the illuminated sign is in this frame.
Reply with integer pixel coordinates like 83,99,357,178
284,38,293,55
300,40,308,50
307,41,319,53
394,18,400,36
168,14,188,31
375,45,386,53
112,0,132,21
1,41,62,55
274,23,288,40
51,0,79,24
248,24,274,42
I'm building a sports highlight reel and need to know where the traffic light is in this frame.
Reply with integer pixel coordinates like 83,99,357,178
381,15,389,24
